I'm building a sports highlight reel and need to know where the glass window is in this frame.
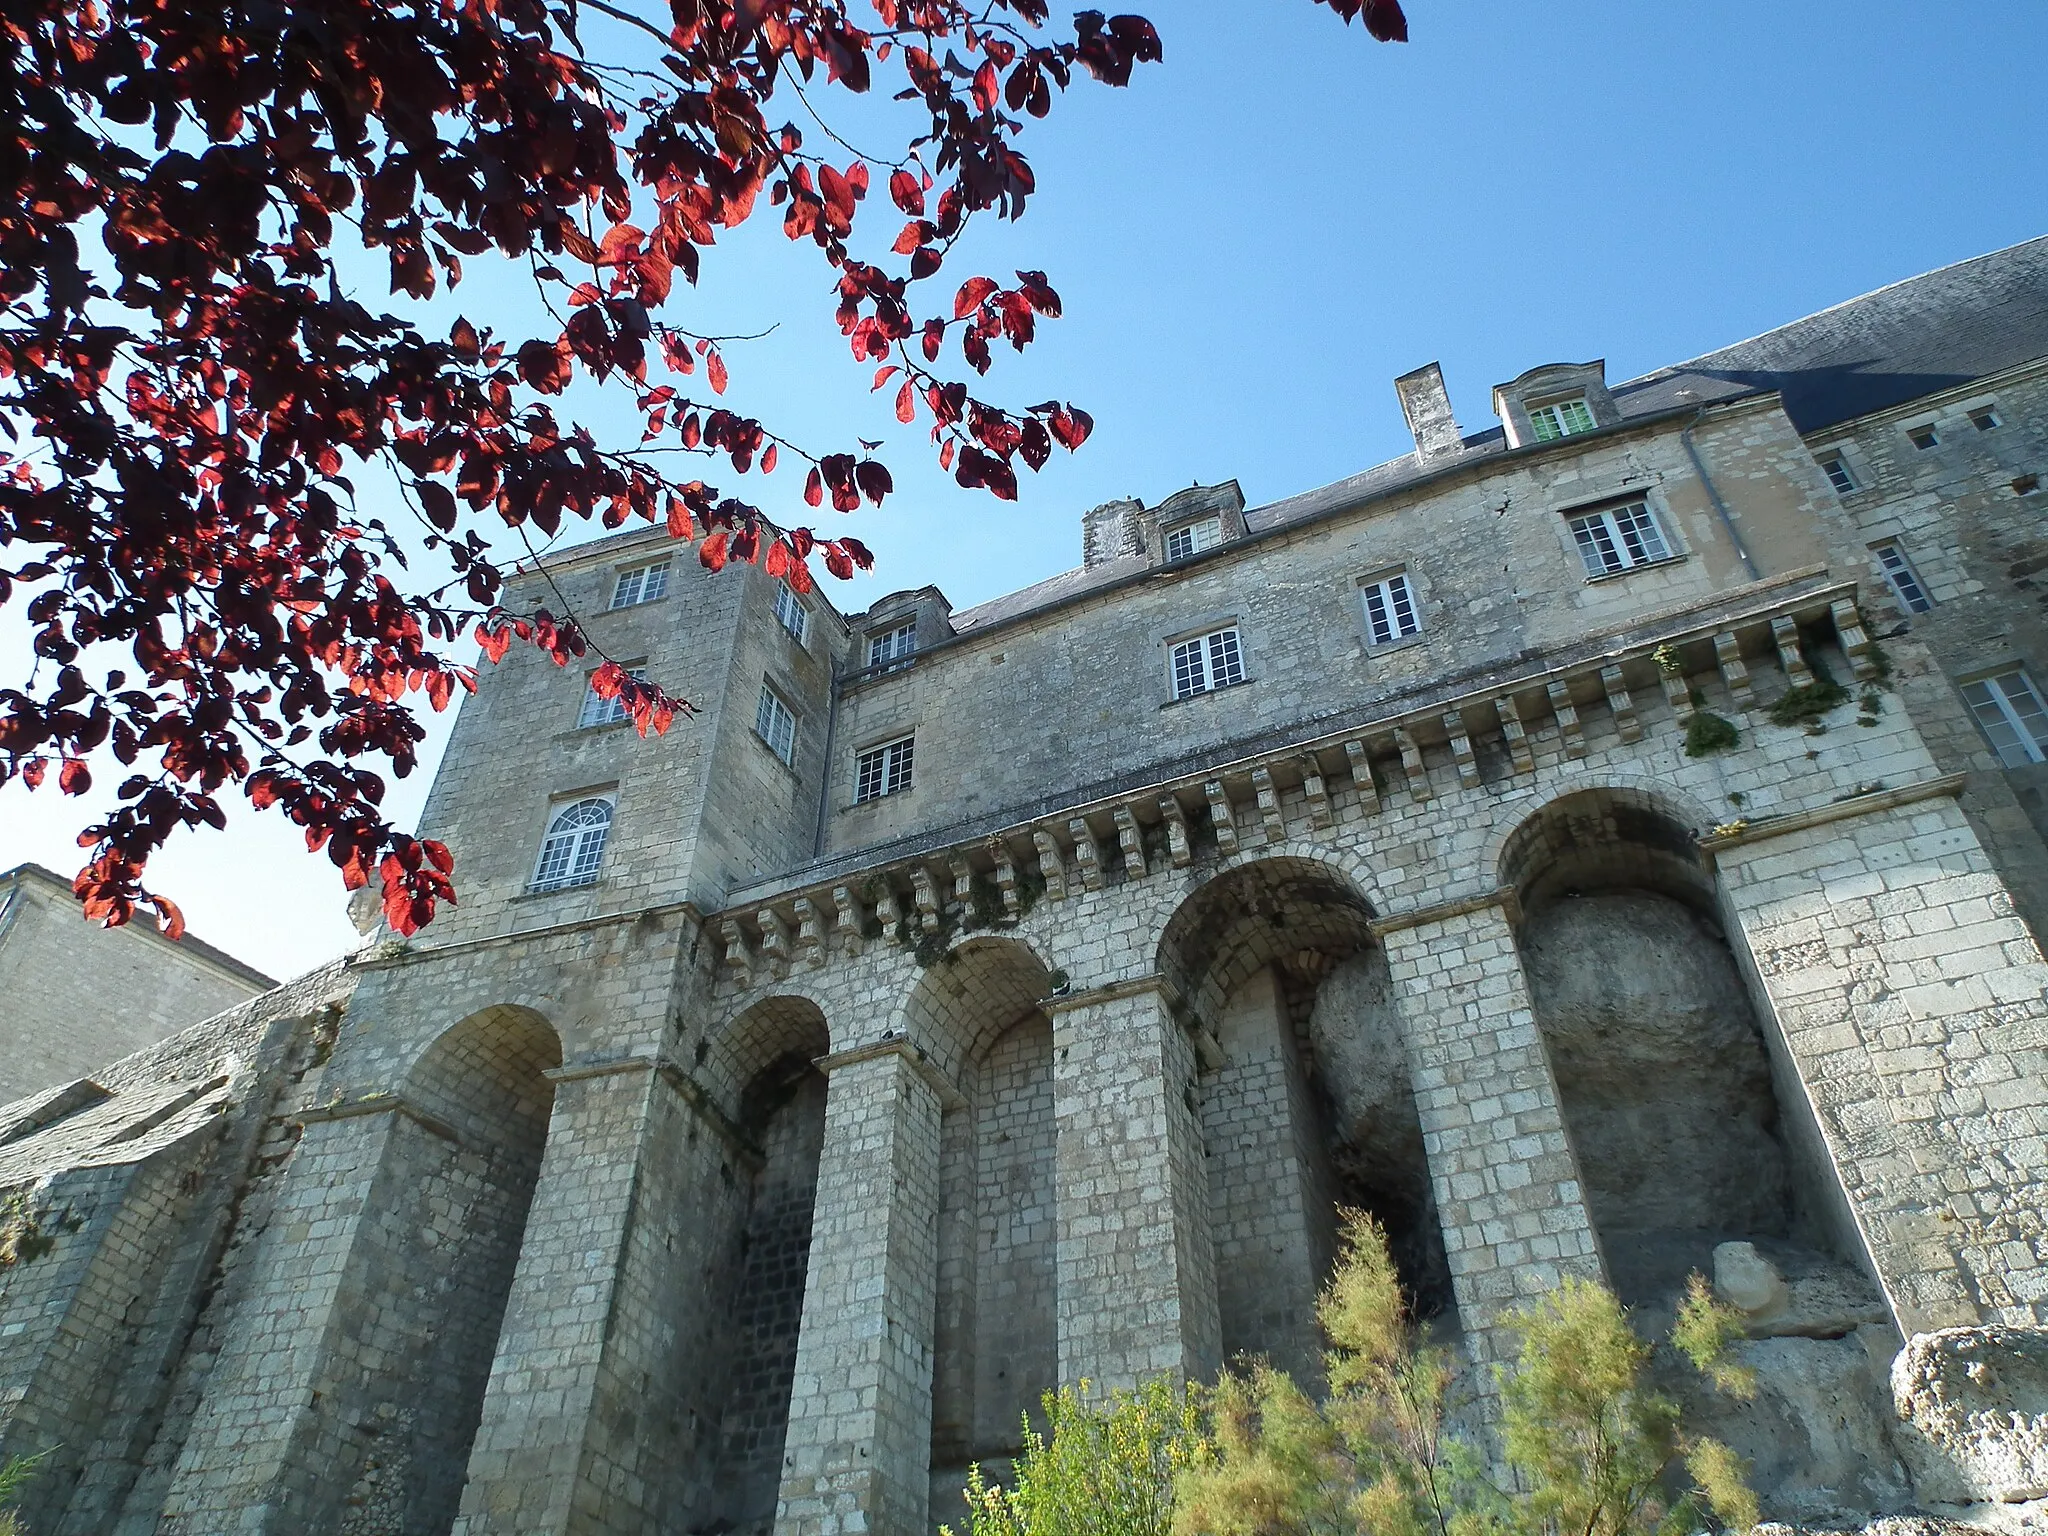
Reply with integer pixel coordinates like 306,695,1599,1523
1907,423,1939,451
610,561,671,608
855,736,915,803
1961,670,2048,767
868,621,917,672
1169,626,1246,701
1872,541,1933,615
578,666,648,728
754,684,798,764
1567,501,1673,578
1163,518,1223,562
773,581,810,644
1528,397,1597,442
531,798,614,891
1969,405,2001,432
1360,571,1420,646
1817,452,1857,496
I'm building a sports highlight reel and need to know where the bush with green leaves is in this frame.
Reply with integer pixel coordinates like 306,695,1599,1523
946,1215,1760,1536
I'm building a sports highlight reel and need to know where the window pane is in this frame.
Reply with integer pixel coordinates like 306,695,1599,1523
1614,503,1669,564
1387,574,1418,636
1558,399,1595,435
887,738,914,793
1821,455,1856,495
611,568,642,608
1571,515,1620,576
1530,405,1563,442
1208,628,1244,688
1875,544,1932,614
1992,673,2048,760
534,799,612,890
1364,584,1393,645
1164,525,1194,561
642,562,669,601
1189,519,1222,553
1172,637,1206,699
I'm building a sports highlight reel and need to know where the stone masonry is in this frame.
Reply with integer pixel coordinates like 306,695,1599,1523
0,239,2046,1534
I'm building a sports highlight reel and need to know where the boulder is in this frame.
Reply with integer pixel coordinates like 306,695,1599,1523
1891,1326,2048,1505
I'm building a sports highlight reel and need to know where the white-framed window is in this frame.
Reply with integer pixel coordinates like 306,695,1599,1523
773,581,810,644
1169,625,1246,701
854,736,915,803
1872,541,1933,615
610,560,670,609
577,665,649,728
1816,451,1857,496
1360,570,1421,646
1961,669,2048,767
531,797,614,891
755,684,798,765
1567,500,1673,578
1969,404,2002,432
868,620,917,673
1528,397,1597,442
1163,518,1223,562
1906,422,1939,451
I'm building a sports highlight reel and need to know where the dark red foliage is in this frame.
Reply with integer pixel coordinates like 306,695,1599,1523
0,0,1403,937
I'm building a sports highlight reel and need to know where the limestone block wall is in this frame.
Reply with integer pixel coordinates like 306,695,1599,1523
823,396,1832,858
0,864,271,1106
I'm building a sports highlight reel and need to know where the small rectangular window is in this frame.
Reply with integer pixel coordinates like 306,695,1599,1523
773,581,810,644
1163,518,1223,562
1528,398,1597,442
1872,541,1933,615
1567,501,1672,578
1969,405,2002,432
610,561,671,609
868,621,917,672
1817,451,1857,496
1360,571,1421,646
1907,424,1939,451
754,685,798,765
578,666,648,728
1961,670,2048,767
1169,625,1246,701
854,736,915,802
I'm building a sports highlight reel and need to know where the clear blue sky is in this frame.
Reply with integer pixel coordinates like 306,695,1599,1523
4,0,2045,978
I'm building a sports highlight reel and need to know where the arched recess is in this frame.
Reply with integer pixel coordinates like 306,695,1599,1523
1157,857,1453,1384
1497,788,1858,1305
688,994,832,1536
330,1005,562,1536
908,938,1058,1509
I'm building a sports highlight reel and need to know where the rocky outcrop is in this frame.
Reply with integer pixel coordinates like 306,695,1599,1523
1892,1326,2048,1506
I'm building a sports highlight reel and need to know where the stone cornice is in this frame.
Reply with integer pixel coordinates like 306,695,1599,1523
348,900,703,970
815,1037,966,1111
298,1092,459,1145
1699,773,1968,856
1370,887,1523,938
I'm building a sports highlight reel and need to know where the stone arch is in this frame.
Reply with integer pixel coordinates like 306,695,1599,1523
1156,857,1452,1378
1496,788,1827,1303
326,1004,562,1536
691,994,832,1536
906,937,1061,1507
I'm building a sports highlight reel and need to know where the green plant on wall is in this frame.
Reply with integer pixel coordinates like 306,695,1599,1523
1684,711,1740,757
1767,653,1850,730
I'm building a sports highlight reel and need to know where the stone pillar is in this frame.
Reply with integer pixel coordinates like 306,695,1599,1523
1375,900,1604,1365
1048,981,1220,1389
1712,788,2048,1332
776,1043,944,1536
452,1060,656,1534
156,1106,399,1532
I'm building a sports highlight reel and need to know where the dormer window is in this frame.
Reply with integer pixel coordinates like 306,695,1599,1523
1528,398,1596,442
868,620,917,673
1163,518,1223,562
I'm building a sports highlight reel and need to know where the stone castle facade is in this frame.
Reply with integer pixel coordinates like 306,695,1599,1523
0,240,2044,1535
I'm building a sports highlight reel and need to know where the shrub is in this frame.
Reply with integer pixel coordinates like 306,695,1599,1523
1683,711,1740,757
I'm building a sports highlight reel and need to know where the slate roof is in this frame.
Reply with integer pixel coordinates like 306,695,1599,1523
946,235,2048,638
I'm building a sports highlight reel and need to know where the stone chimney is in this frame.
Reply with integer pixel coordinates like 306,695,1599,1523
1394,363,1464,460
1081,498,1145,567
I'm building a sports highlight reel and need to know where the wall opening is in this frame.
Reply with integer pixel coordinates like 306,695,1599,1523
1498,788,1851,1303
910,938,1056,1513
1157,858,1452,1384
332,1004,561,1536
699,996,831,1536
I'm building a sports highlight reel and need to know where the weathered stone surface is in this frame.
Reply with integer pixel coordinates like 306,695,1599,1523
1718,1240,1793,1317
1892,1327,2048,1505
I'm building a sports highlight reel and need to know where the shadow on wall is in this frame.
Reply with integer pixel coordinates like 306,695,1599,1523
1158,857,1455,1390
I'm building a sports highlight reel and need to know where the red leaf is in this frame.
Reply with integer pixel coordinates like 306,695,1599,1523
804,467,824,507
706,349,728,395
954,276,999,318
761,443,778,474
1364,0,1409,41
153,895,186,942
764,540,792,579
20,756,45,789
824,545,853,580
896,380,917,423
58,759,91,795
972,58,999,112
666,496,694,540
699,530,730,571
889,168,925,215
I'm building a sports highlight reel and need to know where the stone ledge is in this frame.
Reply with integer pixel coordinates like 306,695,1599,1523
1700,772,1968,855
298,1093,459,1145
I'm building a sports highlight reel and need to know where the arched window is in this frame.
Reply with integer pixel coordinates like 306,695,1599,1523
531,798,613,891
